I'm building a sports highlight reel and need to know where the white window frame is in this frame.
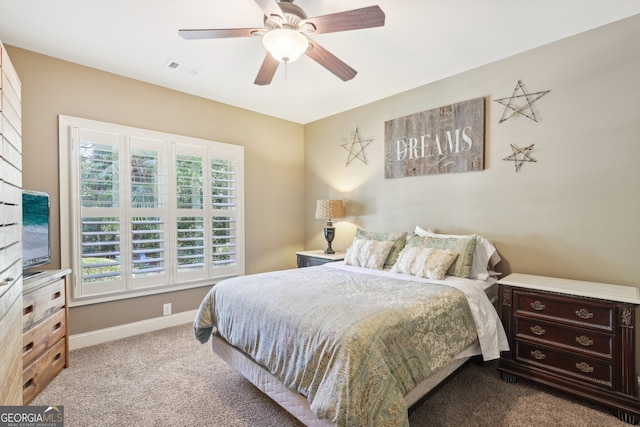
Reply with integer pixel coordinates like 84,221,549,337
59,115,245,306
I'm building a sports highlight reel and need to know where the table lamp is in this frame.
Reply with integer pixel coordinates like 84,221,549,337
315,199,345,254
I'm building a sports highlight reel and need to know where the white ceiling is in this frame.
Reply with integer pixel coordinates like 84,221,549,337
0,1,638,124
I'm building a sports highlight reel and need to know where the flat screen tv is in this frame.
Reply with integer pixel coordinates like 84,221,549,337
22,189,51,277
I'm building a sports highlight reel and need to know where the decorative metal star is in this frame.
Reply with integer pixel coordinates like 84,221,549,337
503,143,536,172
341,128,373,166
494,80,550,123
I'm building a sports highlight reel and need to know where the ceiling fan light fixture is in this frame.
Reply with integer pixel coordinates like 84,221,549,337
263,28,309,63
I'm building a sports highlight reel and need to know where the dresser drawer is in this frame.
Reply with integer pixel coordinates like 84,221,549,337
514,290,613,332
23,337,66,404
515,341,614,389
298,255,329,267
296,251,345,268
515,317,614,360
23,308,66,367
23,279,65,331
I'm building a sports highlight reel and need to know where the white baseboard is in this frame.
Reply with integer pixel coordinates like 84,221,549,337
69,309,198,351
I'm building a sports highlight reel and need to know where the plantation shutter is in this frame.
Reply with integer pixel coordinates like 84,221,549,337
210,152,240,276
75,128,126,296
130,136,168,289
174,145,207,283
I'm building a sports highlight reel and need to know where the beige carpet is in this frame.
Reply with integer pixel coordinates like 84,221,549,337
31,323,629,426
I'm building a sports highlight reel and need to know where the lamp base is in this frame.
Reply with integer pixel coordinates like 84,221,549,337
323,225,335,254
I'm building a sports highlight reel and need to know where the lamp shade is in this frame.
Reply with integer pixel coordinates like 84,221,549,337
263,28,309,63
315,199,345,220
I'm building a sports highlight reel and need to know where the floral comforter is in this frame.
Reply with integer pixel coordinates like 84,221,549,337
194,263,506,427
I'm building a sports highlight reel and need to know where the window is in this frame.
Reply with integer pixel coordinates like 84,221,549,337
59,116,244,305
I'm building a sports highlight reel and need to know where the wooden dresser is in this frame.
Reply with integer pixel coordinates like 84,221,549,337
498,273,640,424
22,269,71,404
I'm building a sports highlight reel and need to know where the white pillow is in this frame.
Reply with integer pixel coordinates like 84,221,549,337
391,246,422,275
391,246,459,280
414,226,500,280
344,239,394,270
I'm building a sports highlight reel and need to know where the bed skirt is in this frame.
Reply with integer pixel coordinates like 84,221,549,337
211,335,478,426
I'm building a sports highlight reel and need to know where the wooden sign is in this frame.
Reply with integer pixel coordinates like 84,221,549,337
384,97,485,178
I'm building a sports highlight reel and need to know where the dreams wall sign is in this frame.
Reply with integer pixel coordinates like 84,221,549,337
384,97,485,179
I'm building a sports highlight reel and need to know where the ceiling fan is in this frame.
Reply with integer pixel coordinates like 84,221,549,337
178,0,385,85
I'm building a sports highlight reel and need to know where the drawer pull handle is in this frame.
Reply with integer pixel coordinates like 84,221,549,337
53,322,62,331
530,301,546,311
530,325,546,336
53,291,62,300
23,378,34,391
24,305,34,315
530,350,546,360
576,362,594,373
575,308,594,319
576,308,593,319
576,335,594,347
23,341,34,354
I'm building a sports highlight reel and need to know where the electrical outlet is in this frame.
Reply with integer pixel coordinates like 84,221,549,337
163,303,172,316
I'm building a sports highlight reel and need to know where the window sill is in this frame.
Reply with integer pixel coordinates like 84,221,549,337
68,275,238,307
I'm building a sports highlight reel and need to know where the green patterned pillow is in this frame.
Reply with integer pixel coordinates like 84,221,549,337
355,228,407,268
405,233,477,278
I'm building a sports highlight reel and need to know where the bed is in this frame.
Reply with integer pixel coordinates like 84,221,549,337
194,228,509,427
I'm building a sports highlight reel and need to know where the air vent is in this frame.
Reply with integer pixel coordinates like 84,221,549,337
164,59,201,76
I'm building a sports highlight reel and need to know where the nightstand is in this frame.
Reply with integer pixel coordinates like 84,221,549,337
296,250,346,268
498,273,640,424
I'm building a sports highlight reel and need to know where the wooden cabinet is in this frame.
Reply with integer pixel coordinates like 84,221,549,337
296,250,345,268
0,278,23,405
498,273,640,424
0,38,23,406
22,270,71,404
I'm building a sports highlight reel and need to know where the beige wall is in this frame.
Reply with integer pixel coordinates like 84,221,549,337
7,46,305,334
304,15,640,288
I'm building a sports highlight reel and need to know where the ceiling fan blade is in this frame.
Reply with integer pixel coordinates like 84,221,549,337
305,40,357,82
254,0,285,21
178,28,260,40
301,5,385,34
254,53,280,85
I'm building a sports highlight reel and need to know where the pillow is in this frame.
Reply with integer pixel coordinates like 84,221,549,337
355,228,407,268
391,246,458,280
405,233,477,278
390,246,422,275
414,226,500,280
415,248,459,280
344,239,394,270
